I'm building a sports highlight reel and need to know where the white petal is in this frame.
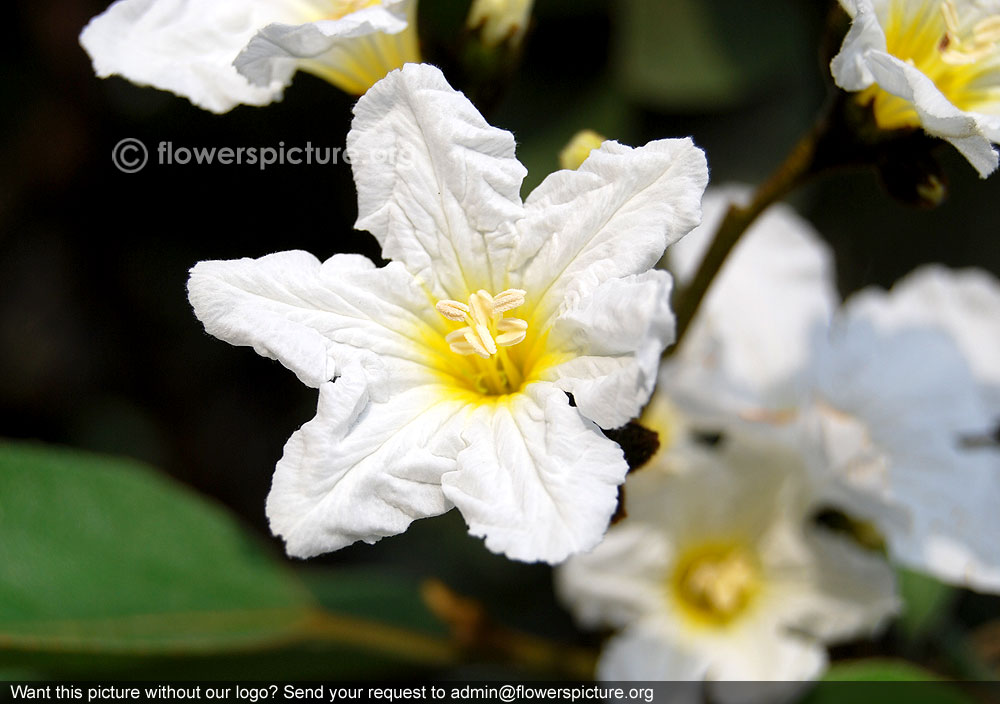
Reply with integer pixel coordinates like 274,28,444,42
830,0,886,91
510,138,707,325
187,251,448,392
440,383,628,563
235,0,417,96
555,523,673,630
79,0,312,113
812,316,1000,590
847,265,1000,411
866,51,998,176
704,624,826,695
597,625,710,686
347,63,527,299
267,370,461,557
546,270,675,429
768,528,899,642
665,186,837,413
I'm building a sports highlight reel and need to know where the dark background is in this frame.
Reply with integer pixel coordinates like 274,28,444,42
3,0,998,663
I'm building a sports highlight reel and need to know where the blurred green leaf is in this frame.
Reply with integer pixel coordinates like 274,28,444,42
822,659,945,681
613,0,812,110
0,441,454,676
897,568,958,643
800,660,977,704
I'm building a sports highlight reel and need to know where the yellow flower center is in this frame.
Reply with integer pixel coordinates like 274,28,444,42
670,543,760,626
435,289,532,396
858,0,1000,130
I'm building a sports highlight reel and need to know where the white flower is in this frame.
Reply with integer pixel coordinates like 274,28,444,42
466,0,534,48
186,63,708,563
662,188,1000,591
556,424,898,694
830,0,1000,176
813,268,1000,591
80,0,419,113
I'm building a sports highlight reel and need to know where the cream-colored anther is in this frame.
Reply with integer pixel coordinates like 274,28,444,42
940,0,1000,64
436,288,529,358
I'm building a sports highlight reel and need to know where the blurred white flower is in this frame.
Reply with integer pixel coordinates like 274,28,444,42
816,267,1000,591
467,0,534,48
831,0,1000,176
80,0,419,113
556,425,897,694
187,64,707,563
664,187,1000,592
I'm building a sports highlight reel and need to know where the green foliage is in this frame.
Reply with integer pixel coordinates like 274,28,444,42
801,660,977,704
0,441,452,678
897,568,958,643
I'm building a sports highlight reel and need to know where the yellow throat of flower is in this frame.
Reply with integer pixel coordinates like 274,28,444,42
859,0,1000,130
435,288,534,397
670,542,761,627
299,0,422,96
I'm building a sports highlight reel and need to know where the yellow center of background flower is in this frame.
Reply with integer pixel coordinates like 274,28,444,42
859,0,1000,129
670,542,761,626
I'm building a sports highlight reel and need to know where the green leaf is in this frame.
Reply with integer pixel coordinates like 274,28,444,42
0,441,459,678
822,659,945,681
0,441,316,655
897,568,957,643
800,660,977,704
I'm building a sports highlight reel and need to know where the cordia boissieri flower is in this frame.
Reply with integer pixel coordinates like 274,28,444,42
831,0,1000,176
80,0,419,113
187,63,708,563
556,422,897,693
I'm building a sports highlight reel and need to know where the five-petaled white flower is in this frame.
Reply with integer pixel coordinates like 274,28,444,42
80,0,420,113
187,63,708,563
556,420,898,694
831,0,1000,176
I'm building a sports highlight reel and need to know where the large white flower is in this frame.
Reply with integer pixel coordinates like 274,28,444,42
661,188,1000,591
556,424,898,694
80,0,419,113
830,0,1000,176
186,63,708,563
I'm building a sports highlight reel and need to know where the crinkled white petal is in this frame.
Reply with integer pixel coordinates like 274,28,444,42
847,265,1000,412
665,186,837,412
268,370,461,557
440,383,628,563
347,63,527,300
235,0,416,96
80,0,320,113
187,251,448,394
811,315,1000,590
546,270,675,429
510,138,708,326
830,0,887,91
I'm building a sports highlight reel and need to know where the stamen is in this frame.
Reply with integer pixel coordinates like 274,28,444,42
939,0,1000,64
435,288,529,359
